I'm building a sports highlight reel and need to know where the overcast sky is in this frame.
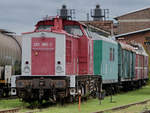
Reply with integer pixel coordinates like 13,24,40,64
1,0,150,34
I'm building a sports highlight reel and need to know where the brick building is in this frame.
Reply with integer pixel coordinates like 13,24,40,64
114,7,150,35
114,7,150,55
116,28,150,48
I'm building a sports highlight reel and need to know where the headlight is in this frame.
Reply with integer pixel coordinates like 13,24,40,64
24,66,30,73
56,65,62,73
39,81,45,86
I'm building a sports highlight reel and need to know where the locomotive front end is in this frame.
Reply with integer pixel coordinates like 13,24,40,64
16,17,69,102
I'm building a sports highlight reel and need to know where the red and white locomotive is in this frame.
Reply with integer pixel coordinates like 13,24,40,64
16,16,102,102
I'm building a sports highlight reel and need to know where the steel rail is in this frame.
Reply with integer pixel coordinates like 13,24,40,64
0,108,20,113
93,99,150,113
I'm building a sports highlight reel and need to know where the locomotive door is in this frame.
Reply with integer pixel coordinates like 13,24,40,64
32,38,55,75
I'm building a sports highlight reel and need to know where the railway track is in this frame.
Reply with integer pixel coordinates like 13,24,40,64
93,99,150,113
0,108,36,113
0,96,17,100
0,108,20,113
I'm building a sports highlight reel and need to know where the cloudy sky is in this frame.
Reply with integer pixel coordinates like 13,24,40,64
1,0,150,34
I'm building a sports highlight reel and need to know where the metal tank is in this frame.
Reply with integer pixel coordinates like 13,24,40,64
0,31,21,77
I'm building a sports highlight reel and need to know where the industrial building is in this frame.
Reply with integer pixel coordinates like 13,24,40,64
114,7,150,35
114,7,150,55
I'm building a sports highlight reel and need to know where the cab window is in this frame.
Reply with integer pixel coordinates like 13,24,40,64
37,25,53,30
83,27,91,37
64,25,83,36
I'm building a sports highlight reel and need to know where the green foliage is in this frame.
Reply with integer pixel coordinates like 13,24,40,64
1,85,150,113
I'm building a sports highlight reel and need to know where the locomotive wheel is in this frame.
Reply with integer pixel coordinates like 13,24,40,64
60,97,65,105
67,95,74,103
0,89,3,97
4,89,10,97
81,86,85,96
115,86,120,93
53,95,56,102
38,99,43,105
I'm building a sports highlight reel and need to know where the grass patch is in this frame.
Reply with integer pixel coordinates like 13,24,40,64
38,85,150,113
1,85,150,113
0,99,28,109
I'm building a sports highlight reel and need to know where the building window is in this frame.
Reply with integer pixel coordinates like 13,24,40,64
66,40,72,63
145,37,150,41
144,37,150,45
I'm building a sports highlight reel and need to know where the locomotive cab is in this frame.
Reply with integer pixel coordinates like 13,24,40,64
21,17,93,76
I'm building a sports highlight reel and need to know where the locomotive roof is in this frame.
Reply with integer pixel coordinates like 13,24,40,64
118,42,136,52
118,42,148,56
134,44,148,56
23,17,86,35
35,18,86,27
92,33,117,45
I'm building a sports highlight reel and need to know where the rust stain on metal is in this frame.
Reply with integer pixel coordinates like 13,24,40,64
0,80,5,83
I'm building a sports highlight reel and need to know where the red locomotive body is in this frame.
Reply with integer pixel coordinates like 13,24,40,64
134,44,148,85
16,17,101,103
143,56,149,79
